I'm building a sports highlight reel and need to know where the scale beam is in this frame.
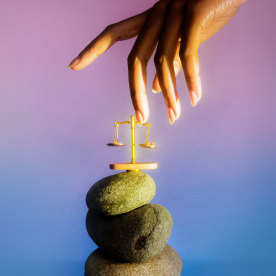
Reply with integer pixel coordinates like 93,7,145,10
107,115,158,171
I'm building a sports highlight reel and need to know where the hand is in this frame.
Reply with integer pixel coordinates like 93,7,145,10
69,0,247,124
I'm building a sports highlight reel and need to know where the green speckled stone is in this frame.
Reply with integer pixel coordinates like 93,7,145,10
86,204,173,262
86,171,156,216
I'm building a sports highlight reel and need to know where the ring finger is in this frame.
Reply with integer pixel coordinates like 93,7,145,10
154,0,187,124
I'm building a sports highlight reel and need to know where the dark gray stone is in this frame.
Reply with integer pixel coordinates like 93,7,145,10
86,171,156,216
86,204,173,262
85,245,183,276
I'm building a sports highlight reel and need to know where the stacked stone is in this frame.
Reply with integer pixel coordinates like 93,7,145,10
85,171,183,276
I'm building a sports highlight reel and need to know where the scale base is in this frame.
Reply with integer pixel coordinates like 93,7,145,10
110,162,158,171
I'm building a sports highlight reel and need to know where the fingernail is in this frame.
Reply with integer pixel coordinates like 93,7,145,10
68,57,80,69
191,91,198,107
168,108,176,125
136,110,144,125
175,99,181,120
152,89,160,94
152,75,161,93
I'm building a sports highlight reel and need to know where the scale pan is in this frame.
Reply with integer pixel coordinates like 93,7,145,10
139,143,157,149
107,142,125,147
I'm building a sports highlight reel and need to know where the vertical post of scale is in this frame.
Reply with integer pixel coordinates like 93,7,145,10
130,115,135,164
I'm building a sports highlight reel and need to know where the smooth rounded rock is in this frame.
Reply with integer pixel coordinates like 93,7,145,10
86,171,156,216
86,204,173,262
85,245,183,276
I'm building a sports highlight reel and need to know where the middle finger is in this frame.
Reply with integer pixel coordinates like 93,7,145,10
128,0,171,124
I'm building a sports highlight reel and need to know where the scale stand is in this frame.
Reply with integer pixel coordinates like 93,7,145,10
107,115,158,171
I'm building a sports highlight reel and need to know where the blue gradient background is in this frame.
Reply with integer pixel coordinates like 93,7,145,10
1,0,276,275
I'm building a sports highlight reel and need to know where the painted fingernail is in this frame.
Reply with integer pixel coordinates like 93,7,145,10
168,108,176,125
191,91,198,107
136,110,144,125
68,57,80,69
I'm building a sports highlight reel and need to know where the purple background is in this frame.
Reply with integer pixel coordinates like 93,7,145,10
1,0,276,275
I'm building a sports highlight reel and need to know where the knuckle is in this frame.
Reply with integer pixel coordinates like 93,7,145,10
179,46,195,60
184,49,195,59
128,45,152,68
103,24,114,33
128,49,149,66
127,52,141,68
154,53,163,67
103,24,118,40
185,74,198,83
154,53,170,68
185,69,200,84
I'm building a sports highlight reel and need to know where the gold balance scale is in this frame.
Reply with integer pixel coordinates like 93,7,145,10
107,115,158,171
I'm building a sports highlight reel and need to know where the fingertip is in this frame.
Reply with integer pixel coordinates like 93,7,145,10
168,107,176,125
135,110,144,125
186,75,202,106
190,91,198,107
152,75,161,93
68,57,80,70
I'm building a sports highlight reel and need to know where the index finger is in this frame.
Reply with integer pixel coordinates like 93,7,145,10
69,10,150,70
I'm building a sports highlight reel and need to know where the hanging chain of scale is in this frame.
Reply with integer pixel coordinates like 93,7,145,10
107,115,158,171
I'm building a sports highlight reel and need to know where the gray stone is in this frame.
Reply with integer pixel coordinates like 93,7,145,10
85,245,183,276
86,204,173,262
86,171,156,216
